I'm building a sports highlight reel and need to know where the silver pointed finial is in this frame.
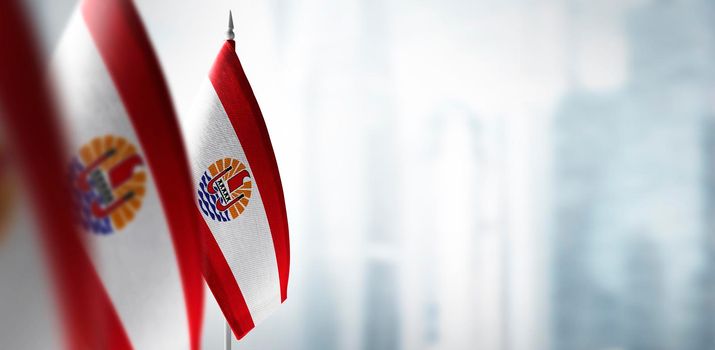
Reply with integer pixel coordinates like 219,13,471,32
227,11,235,40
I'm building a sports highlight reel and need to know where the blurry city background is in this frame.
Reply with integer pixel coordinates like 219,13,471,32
23,0,715,349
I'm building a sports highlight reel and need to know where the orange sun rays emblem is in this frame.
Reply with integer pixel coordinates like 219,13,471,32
72,135,147,234
198,158,252,222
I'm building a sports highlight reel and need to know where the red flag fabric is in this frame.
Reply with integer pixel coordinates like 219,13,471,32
0,1,130,349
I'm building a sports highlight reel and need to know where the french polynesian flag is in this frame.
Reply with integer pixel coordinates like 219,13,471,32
0,1,119,349
182,29,290,339
51,0,203,349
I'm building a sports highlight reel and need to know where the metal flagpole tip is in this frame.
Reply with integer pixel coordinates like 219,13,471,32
227,10,235,40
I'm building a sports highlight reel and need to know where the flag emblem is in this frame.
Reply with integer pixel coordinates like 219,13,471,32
70,135,147,234
198,158,252,222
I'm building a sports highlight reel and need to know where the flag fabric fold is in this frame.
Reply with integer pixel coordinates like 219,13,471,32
51,0,203,348
0,2,121,349
183,39,290,340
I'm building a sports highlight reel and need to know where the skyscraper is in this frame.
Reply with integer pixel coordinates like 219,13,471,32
551,0,715,349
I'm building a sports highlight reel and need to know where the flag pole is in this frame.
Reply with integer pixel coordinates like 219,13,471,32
225,321,233,350
224,11,235,350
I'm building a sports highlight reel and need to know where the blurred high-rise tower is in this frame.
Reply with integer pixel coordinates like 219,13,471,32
551,0,715,349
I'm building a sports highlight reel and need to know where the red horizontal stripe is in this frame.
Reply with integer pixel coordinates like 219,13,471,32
209,41,290,302
81,0,204,348
198,218,256,339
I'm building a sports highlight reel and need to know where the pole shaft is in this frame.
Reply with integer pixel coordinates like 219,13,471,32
225,321,232,350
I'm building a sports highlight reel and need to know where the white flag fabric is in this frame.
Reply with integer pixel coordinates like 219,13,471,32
51,0,203,349
182,39,290,340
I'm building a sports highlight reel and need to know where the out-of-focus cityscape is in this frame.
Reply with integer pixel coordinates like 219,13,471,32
14,0,715,349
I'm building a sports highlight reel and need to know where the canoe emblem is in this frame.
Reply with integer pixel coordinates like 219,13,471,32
198,158,252,222
70,135,147,234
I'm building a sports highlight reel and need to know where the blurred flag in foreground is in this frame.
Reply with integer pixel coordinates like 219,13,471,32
51,0,203,348
182,13,290,340
0,1,94,348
